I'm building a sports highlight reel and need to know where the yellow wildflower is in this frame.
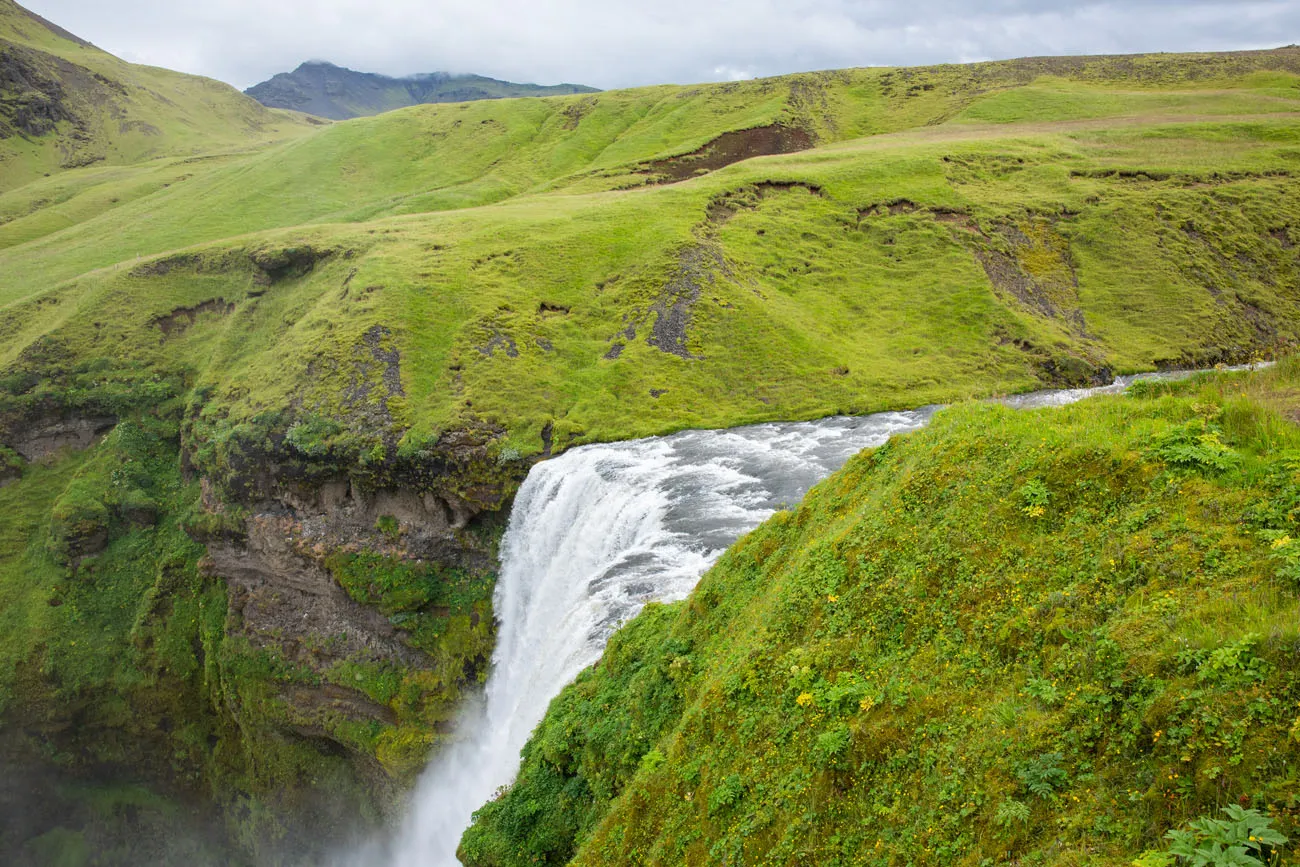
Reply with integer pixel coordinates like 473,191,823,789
796,692,814,707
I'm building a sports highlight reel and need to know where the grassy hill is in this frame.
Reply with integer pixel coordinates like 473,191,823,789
1,3,1300,860
462,360,1300,866
2,49,1299,461
245,61,599,120
0,0,318,192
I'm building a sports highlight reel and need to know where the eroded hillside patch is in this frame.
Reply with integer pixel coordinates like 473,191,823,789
639,124,814,184
151,298,235,338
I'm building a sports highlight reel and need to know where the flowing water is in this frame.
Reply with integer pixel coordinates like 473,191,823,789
347,366,1265,866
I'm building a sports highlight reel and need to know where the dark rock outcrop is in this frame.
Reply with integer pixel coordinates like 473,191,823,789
9,414,115,461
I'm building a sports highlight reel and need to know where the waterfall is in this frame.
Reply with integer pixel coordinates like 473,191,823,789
344,365,1265,866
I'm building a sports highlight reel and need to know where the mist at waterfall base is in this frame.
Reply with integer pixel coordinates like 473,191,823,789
341,367,1259,867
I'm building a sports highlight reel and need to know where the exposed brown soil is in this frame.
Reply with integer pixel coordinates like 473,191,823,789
249,244,336,283
118,118,161,136
974,238,1088,336
640,124,814,184
1070,167,1290,187
151,299,235,338
340,325,405,430
930,208,984,234
860,201,1092,338
540,421,554,457
704,180,825,229
856,199,920,223
130,252,204,277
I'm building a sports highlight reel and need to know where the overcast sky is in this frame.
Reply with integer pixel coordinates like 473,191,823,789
19,0,1300,91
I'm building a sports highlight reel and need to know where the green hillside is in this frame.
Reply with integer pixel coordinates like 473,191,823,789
1,2,1299,859
462,360,1300,866
3,49,1300,460
245,61,600,120
0,0,318,192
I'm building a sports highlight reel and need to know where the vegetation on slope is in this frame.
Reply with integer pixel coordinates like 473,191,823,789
244,60,599,120
2,56,1299,472
1,6,1300,858
461,360,1300,866
0,0,317,192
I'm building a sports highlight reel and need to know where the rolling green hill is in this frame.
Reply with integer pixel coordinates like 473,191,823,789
1,1,1300,860
245,61,599,120
0,0,318,192
3,48,1299,461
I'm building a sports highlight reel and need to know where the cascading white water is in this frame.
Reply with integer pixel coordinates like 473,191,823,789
347,365,1265,867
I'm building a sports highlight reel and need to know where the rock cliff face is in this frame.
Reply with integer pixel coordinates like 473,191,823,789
200,462,511,760
0,390,526,860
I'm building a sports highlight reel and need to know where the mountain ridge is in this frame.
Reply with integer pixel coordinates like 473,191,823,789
245,60,599,120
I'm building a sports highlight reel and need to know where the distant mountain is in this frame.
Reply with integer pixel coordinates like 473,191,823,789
245,61,600,120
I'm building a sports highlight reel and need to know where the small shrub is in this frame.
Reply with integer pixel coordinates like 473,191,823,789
375,514,401,541
1164,805,1287,866
1017,752,1068,799
812,724,852,770
1017,478,1052,518
1150,421,1241,473
1177,635,1269,687
1024,677,1059,706
708,775,745,815
995,798,1031,829
1261,532,1300,589
285,416,344,458
638,748,666,774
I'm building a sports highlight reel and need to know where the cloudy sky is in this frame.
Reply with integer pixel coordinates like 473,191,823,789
20,0,1300,91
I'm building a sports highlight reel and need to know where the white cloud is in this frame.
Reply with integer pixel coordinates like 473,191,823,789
17,0,1300,91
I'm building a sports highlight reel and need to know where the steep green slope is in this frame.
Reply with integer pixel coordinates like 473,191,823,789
462,360,1300,866
0,0,318,192
245,61,599,120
